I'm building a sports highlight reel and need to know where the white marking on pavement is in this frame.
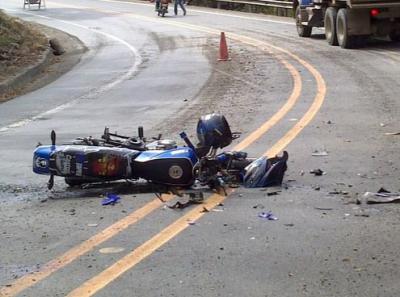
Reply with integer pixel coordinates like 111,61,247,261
0,9,142,133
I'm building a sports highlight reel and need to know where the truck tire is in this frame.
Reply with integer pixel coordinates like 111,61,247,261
295,6,312,37
336,8,357,49
324,7,338,45
389,31,400,42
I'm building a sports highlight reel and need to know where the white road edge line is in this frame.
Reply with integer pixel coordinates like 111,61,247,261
99,0,294,25
0,8,142,133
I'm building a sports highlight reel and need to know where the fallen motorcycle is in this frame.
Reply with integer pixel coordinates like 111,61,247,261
33,114,288,191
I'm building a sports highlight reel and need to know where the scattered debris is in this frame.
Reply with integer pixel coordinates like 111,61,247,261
200,207,209,213
167,195,203,209
99,247,125,254
377,187,391,193
315,207,333,211
384,132,400,136
329,190,349,195
312,150,329,157
355,213,370,217
267,191,280,196
101,194,121,206
168,201,191,209
364,191,400,204
310,169,325,176
87,223,98,227
212,209,224,212
284,223,294,227
258,211,278,221
253,204,265,209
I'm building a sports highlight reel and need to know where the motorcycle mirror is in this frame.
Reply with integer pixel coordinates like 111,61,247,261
47,174,54,190
51,130,56,146
138,126,144,139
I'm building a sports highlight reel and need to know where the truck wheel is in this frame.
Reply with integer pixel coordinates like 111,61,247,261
389,31,400,42
324,7,338,45
295,6,312,37
337,8,357,48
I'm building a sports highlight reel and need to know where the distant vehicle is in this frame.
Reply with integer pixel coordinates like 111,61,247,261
157,0,170,17
293,0,400,48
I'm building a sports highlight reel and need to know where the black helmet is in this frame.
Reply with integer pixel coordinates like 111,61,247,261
196,114,232,149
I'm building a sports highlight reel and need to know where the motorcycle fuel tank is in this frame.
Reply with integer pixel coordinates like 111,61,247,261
132,147,198,186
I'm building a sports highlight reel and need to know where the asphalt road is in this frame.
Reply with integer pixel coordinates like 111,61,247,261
1,0,400,296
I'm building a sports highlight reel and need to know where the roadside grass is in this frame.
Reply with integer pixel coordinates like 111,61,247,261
0,10,48,83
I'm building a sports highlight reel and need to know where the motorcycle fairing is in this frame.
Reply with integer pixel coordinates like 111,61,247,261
33,146,53,175
33,145,140,179
132,147,198,186
243,151,288,188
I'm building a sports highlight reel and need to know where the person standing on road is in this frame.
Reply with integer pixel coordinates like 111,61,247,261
174,0,186,16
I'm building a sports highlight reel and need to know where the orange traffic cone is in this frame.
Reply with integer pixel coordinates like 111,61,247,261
218,32,230,61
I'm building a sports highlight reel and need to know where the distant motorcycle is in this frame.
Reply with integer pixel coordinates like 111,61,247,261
33,114,288,191
157,0,170,17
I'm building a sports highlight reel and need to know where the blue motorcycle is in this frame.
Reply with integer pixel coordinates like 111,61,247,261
33,114,288,191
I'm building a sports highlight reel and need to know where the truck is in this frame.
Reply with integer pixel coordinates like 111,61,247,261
293,0,400,48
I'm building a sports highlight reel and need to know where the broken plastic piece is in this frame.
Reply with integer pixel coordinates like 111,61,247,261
311,150,328,157
244,151,288,188
310,169,324,176
363,192,400,204
258,211,278,221
102,194,121,205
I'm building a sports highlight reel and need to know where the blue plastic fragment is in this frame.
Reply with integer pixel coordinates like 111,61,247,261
102,193,121,206
258,211,278,221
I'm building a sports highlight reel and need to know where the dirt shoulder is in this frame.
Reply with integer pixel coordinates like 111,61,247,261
0,11,86,102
